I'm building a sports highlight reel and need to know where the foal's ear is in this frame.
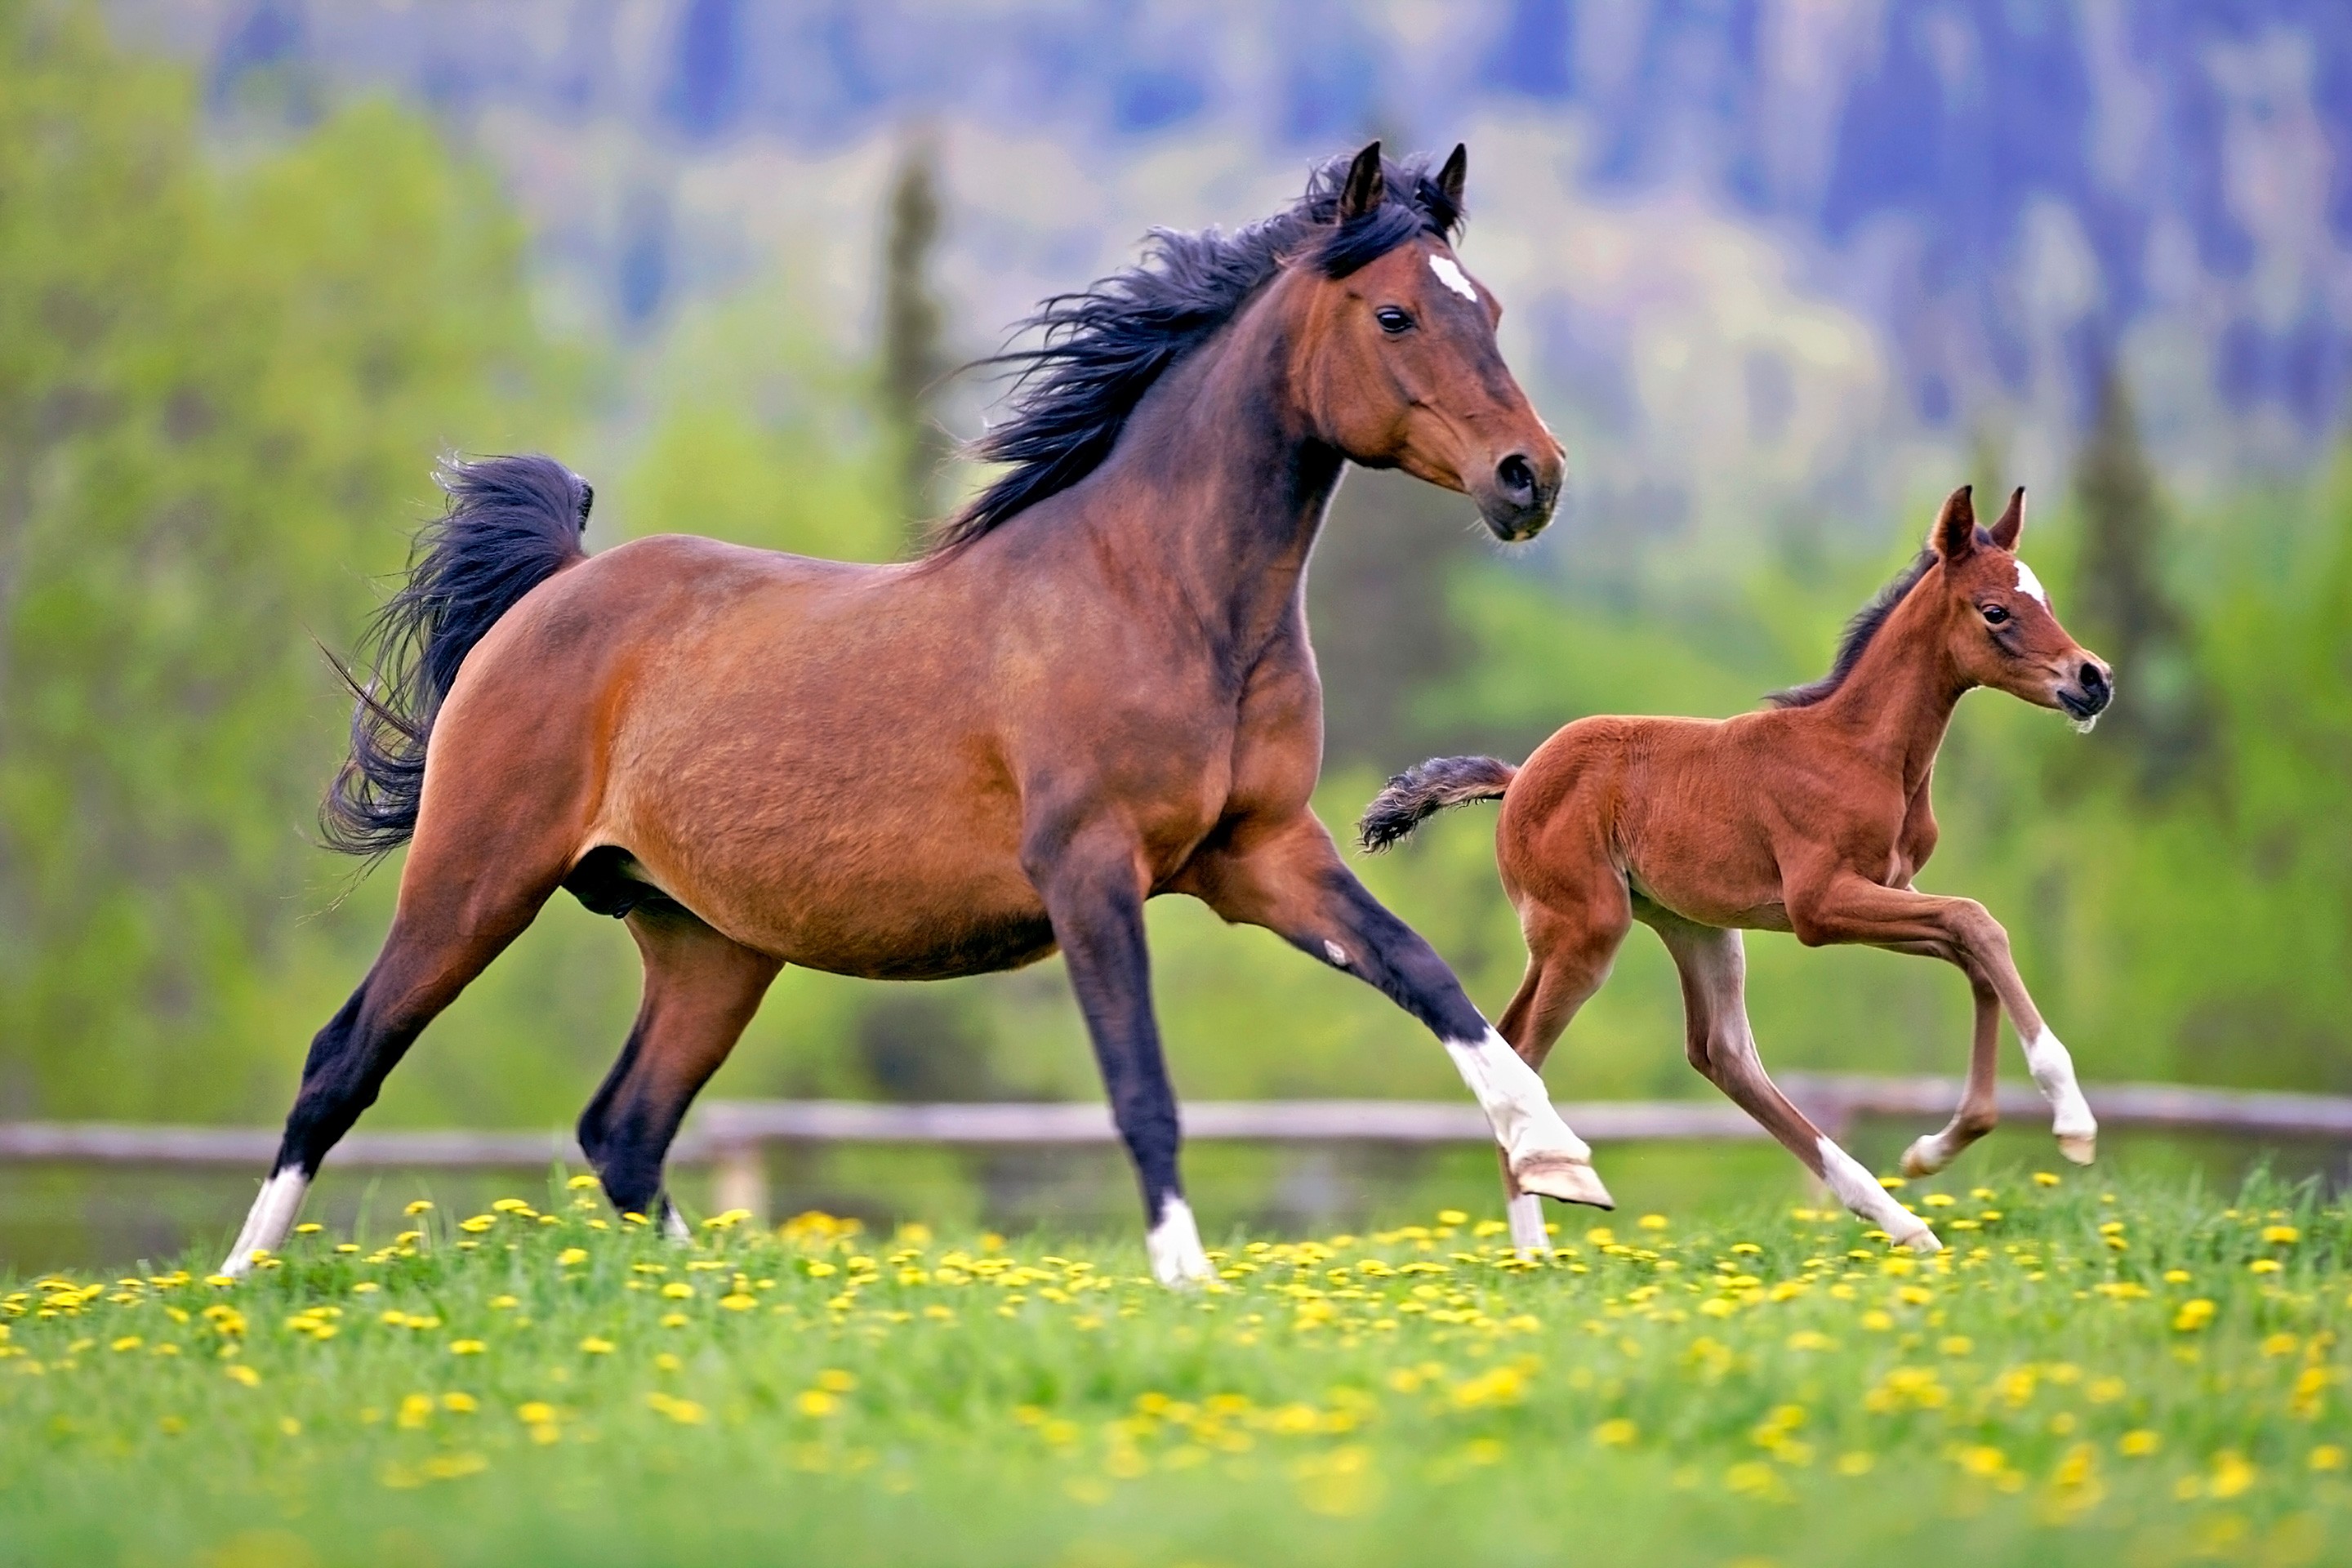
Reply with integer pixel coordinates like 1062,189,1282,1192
1988,485,2026,550
1436,143,1468,208
1930,484,1978,562
1338,140,1386,221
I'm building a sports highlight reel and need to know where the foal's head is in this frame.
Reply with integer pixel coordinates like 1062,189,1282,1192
1287,143,1566,541
1925,485,2114,725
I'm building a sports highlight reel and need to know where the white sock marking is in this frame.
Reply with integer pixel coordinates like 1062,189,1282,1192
1146,1195,1213,1286
2015,559,2049,606
218,1167,310,1277
662,1202,693,1242
1817,1138,1939,1250
1429,254,1479,302
1505,1190,1548,1255
2024,1027,2097,1142
1443,1029,1591,1168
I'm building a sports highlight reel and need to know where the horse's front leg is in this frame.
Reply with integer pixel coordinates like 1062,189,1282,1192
1896,952,2003,1177
1024,818,1211,1285
1175,814,1613,1209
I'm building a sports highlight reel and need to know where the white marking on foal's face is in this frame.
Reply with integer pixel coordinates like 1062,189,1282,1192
1429,254,1479,302
2014,559,2049,606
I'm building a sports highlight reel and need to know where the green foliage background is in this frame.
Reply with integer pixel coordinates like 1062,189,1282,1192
2,7,2349,1202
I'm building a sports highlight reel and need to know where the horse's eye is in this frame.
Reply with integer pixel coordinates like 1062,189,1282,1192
1374,305,1414,335
1981,604,2010,626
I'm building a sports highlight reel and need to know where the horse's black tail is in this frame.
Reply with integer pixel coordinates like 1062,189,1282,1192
1356,755,1519,853
320,454,592,859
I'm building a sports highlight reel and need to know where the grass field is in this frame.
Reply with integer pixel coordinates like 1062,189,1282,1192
2,1166,2345,1567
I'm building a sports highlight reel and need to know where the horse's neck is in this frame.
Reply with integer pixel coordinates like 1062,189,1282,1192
1071,287,1343,657
1811,595,1967,795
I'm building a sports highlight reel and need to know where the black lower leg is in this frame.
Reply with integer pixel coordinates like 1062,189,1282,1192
1297,869,1490,1043
274,980,422,1178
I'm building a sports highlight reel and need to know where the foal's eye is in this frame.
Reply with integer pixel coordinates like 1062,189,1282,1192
1981,604,2011,626
1374,305,1414,335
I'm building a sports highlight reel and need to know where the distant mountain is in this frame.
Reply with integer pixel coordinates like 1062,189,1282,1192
115,0,2352,550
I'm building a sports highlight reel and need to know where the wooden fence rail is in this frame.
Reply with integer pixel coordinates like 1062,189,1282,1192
2,1076,2345,1224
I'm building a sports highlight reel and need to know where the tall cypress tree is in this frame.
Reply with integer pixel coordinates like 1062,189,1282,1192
2072,368,2209,795
879,134,950,537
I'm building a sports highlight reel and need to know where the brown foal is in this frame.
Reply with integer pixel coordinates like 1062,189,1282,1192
1360,486,2114,1253
220,144,1610,1285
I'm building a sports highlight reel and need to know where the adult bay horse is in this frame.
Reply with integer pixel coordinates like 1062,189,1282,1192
1359,486,2113,1254
220,142,1605,1285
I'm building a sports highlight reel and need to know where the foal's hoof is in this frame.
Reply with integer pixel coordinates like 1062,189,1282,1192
2056,1130,2098,1165
1898,1136,1951,1179
1891,1222,1944,1254
1512,1155,1615,1210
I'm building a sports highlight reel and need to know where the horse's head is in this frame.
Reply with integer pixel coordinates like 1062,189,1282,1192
1289,143,1565,541
1928,485,2113,728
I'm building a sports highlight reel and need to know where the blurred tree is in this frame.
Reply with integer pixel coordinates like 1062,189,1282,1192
2070,368,2211,795
878,132,951,539
0,3,555,1120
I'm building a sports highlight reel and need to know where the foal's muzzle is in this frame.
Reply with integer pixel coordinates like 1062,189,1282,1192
2056,662,2113,722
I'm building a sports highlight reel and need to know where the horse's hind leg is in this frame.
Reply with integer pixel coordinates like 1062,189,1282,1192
1494,898,1631,1253
219,845,567,1276
577,901,779,1231
1900,957,2002,1177
1650,915,1941,1253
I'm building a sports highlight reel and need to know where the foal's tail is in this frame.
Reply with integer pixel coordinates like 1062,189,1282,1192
321,454,592,858
1356,755,1518,852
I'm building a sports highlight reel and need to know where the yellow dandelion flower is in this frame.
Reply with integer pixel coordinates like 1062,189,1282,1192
489,1295,519,1311
225,1364,261,1388
529,1422,561,1446
661,1282,694,1299
397,1394,434,1429
403,1200,434,1215
2118,1430,2160,1458
2208,1451,2255,1499
517,1401,555,1425
2172,1298,2216,1332
2032,1173,2060,1187
491,1198,531,1214
2310,1446,2345,1472
449,1339,485,1356
816,1369,857,1392
1436,1209,1468,1226
557,1249,589,1267
458,1216,496,1234
1593,1419,1637,1447
795,1389,838,1417
654,1352,681,1372
659,1312,688,1328
1835,1452,1875,1477
2262,1225,2301,1245
1923,1193,1957,1209
278,1417,301,1437
718,1294,756,1312
2249,1258,2283,1275
293,1223,323,1236
109,1336,141,1352
1637,1214,1669,1231
566,1174,600,1190
2163,1269,2192,1285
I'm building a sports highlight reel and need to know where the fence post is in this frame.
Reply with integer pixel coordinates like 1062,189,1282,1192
714,1138,769,1226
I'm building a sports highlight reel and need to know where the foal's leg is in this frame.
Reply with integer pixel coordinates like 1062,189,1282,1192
1176,815,1613,1210
1493,893,1633,1252
1788,873,2096,1164
218,845,567,1276
1898,956,2003,1178
577,901,781,1230
1650,915,1940,1251
1027,821,1209,1285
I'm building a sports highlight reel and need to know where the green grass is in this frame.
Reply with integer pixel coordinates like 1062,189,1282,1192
2,1167,2345,1568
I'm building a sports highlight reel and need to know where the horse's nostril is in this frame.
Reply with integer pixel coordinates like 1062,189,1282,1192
1496,453,1536,501
2080,664,2106,690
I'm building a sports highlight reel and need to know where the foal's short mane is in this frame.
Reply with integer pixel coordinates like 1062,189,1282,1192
928,150,1466,555
1766,548,1938,709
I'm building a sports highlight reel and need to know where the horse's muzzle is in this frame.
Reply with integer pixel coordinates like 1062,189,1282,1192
2056,662,2113,721
1476,449,1562,541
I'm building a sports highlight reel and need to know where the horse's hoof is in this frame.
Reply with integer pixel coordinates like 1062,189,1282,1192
1512,1155,1614,1210
2056,1131,2097,1165
1892,1223,1943,1254
1899,1136,1949,1178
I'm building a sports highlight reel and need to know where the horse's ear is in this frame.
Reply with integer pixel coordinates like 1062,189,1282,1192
1436,143,1468,208
1931,484,1978,562
1988,485,2025,550
1338,140,1385,221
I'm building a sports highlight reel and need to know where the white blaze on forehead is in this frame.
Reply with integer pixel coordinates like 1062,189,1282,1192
2014,559,2049,606
1428,254,1479,302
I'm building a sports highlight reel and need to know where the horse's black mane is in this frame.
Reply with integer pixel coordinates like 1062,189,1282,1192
929,149,1466,555
1766,548,1939,709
